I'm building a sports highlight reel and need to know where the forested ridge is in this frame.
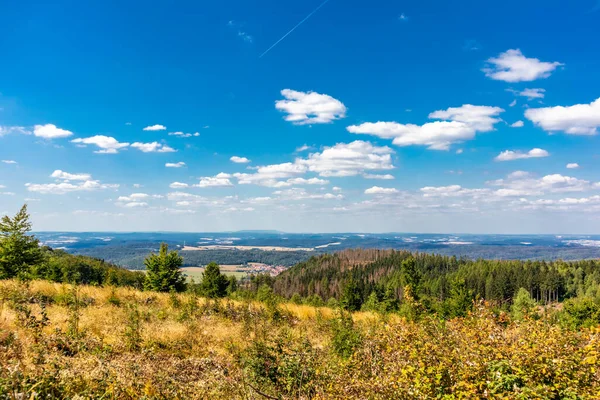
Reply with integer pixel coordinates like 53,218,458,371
274,249,600,324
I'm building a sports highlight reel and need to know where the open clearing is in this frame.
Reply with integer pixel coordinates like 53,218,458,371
181,266,249,281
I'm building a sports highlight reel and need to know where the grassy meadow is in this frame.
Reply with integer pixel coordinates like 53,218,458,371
0,279,599,399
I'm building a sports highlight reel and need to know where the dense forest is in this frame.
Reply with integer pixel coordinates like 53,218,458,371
273,249,600,326
74,245,313,269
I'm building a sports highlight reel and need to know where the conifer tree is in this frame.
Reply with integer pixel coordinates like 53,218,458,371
0,204,43,279
200,262,228,298
143,243,186,292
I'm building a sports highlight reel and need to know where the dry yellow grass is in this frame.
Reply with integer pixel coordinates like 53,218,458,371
1,279,599,399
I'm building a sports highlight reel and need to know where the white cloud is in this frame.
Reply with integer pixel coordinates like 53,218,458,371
365,186,399,195
509,100,517,107
230,156,251,164
234,162,308,187
0,126,29,137
71,135,130,154
121,202,148,208
420,185,490,198
131,142,176,153
296,144,312,152
273,188,343,200
169,182,189,189
166,162,186,168
513,88,546,99
332,186,342,192
275,89,346,125
483,49,563,82
495,148,549,161
286,177,329,185
117,193,149,202
33,124,73,139
362,173,394,180
347,104,503,150
456,148,464,154
143,124,166,131
26,180,119,194
510,120,524,128
1,160,17,164
524,98,600,135
196,174,234,188
168,131,200,138
299,140,395,176
50,170,92,181
566,163,580,169
490,173,597,196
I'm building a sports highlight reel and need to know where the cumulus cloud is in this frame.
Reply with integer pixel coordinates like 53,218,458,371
230,156,251,164
275,89,346,125
234,162,308,187
143,124,166,131
71,135,130,154
299,141,395,176
510,120,525,128
165,162,186,168
483,49,563,82
50,170,92,181
131,142,176,153
566,163,580,169
524,98,600,135
169,182,189,189
26,180,118,194
117,193,150,202
489,173,597,196
233,141,394,186
1,160,17,164
296,144,312,152
347,104,503,150
33,124,73,139
495,148,549,161
365,186,399,195
286,177,329,185
196,173,234,188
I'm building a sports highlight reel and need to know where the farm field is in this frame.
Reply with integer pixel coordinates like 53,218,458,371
181,265,249,281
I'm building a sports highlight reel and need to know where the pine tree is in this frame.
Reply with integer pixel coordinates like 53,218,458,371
143,243,186,292
0,204,43,279
200,262,228,298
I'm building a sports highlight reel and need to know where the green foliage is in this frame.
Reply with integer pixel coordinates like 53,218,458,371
330,308,362,359
200,262,228,298
124,303,142,351
0,205,43,279
511,287,537,320
341,278,363,311
143,243,186,293
561,297,600,329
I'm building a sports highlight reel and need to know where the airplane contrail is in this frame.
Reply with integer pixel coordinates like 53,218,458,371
259,0,332,58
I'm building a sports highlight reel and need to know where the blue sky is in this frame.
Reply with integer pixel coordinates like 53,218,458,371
1,0,600,233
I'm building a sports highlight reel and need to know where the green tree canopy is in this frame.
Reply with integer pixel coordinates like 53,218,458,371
0,204,43,279
143,243,186,292
200,262,228,298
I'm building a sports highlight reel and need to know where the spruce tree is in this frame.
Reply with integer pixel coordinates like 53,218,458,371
0,204,43,279
200,262,228,298
143,243,186,292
